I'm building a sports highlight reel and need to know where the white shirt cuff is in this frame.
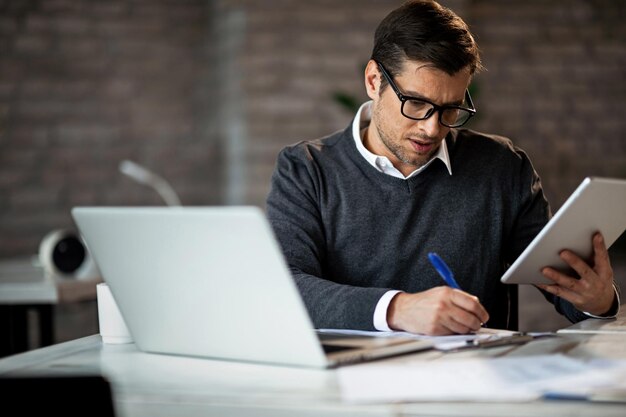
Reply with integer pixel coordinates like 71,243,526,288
373,290,403,331
583,284,621,319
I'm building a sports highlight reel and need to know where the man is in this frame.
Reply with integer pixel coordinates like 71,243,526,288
266,0,619,335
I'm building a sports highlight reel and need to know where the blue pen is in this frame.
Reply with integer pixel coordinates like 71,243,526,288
428,252,462,290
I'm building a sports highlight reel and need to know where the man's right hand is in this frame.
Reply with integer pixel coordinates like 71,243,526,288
386,287,489,335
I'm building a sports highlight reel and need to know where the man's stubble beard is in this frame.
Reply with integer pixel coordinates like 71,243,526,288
372,102,438,170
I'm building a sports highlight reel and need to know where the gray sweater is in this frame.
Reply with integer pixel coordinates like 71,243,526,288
266,124,589,330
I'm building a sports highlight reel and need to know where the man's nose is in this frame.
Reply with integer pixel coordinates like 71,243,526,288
419,110,444,138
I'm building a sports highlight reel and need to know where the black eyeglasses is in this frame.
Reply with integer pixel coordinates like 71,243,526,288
376,61,476,128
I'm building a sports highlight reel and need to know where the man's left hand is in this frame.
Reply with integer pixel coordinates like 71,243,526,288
537,232,616,316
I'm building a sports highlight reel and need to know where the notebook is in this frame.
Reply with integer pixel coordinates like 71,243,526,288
501,177,626,285
72,206,432,368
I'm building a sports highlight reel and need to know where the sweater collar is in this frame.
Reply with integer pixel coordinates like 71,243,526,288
351,101,453,179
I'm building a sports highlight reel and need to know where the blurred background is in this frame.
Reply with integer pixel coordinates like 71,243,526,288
0,0,625,350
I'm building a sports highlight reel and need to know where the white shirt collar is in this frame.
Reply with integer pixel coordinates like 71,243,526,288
352,101,453,179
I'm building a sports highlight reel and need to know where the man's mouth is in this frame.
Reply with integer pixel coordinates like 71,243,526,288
408,138,435,153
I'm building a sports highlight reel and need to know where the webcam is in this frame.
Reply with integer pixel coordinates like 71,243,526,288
38,229,99,280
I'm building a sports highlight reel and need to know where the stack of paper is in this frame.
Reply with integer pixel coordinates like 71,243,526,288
337,354,626,403
558,316,626,334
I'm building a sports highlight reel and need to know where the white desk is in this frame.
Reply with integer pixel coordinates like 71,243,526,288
0,257,102,357
1,313,626,417
0,258,57,356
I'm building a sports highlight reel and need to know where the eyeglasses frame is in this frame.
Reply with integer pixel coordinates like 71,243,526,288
375,61,477,128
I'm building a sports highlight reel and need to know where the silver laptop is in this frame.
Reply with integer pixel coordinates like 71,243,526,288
72,206,432,368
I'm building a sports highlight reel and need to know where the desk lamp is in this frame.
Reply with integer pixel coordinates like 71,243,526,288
119,160,182,207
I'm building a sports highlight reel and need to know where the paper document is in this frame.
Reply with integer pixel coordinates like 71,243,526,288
318,327,519,351
558,315,626,334
337,354,626,403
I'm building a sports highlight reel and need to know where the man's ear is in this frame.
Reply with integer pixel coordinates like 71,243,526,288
364,59,381,100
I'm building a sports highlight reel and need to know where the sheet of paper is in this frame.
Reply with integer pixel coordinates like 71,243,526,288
317,327,518,351
558,315,626,334
337,354,626,403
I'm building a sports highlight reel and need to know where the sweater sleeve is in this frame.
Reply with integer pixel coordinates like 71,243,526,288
266,146,389,330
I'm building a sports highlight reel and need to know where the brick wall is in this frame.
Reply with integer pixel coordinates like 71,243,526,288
1,1,625,331
233,0,395,204
467,0,626,208
0,0,221,257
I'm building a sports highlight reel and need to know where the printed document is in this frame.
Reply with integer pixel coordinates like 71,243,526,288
558,316,626,334
337,354,626,403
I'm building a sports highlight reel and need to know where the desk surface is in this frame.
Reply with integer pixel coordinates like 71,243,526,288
1,315,626,417
0,257,104,304
0,258,57,303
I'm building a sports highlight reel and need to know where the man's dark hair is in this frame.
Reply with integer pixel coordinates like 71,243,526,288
371,0,482,87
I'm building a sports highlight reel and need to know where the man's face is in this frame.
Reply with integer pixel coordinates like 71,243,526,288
364,60,472,176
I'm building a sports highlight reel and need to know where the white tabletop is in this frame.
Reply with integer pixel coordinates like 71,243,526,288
2,318,626,417
0,257,57,304
0,257,104,304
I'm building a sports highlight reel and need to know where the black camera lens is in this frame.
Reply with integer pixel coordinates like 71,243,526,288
52,235,86,274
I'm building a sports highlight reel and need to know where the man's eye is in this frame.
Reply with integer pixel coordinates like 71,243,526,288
404,100,431,115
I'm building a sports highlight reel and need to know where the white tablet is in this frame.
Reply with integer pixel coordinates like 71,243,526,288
501,177,626,285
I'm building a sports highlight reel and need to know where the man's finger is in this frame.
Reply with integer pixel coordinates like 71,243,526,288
559,250,593,280
541,267,580,292
537,282,584,305
447,309,482,333
449,290,489,324
593,232,611,276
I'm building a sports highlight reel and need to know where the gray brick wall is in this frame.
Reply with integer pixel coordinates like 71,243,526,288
467,0,626,208
0,0,222,257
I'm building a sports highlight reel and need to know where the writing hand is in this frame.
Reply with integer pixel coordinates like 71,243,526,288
386,287,490,335
537,232,616,316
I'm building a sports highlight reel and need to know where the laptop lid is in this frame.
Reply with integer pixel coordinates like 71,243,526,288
72,207,431,368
